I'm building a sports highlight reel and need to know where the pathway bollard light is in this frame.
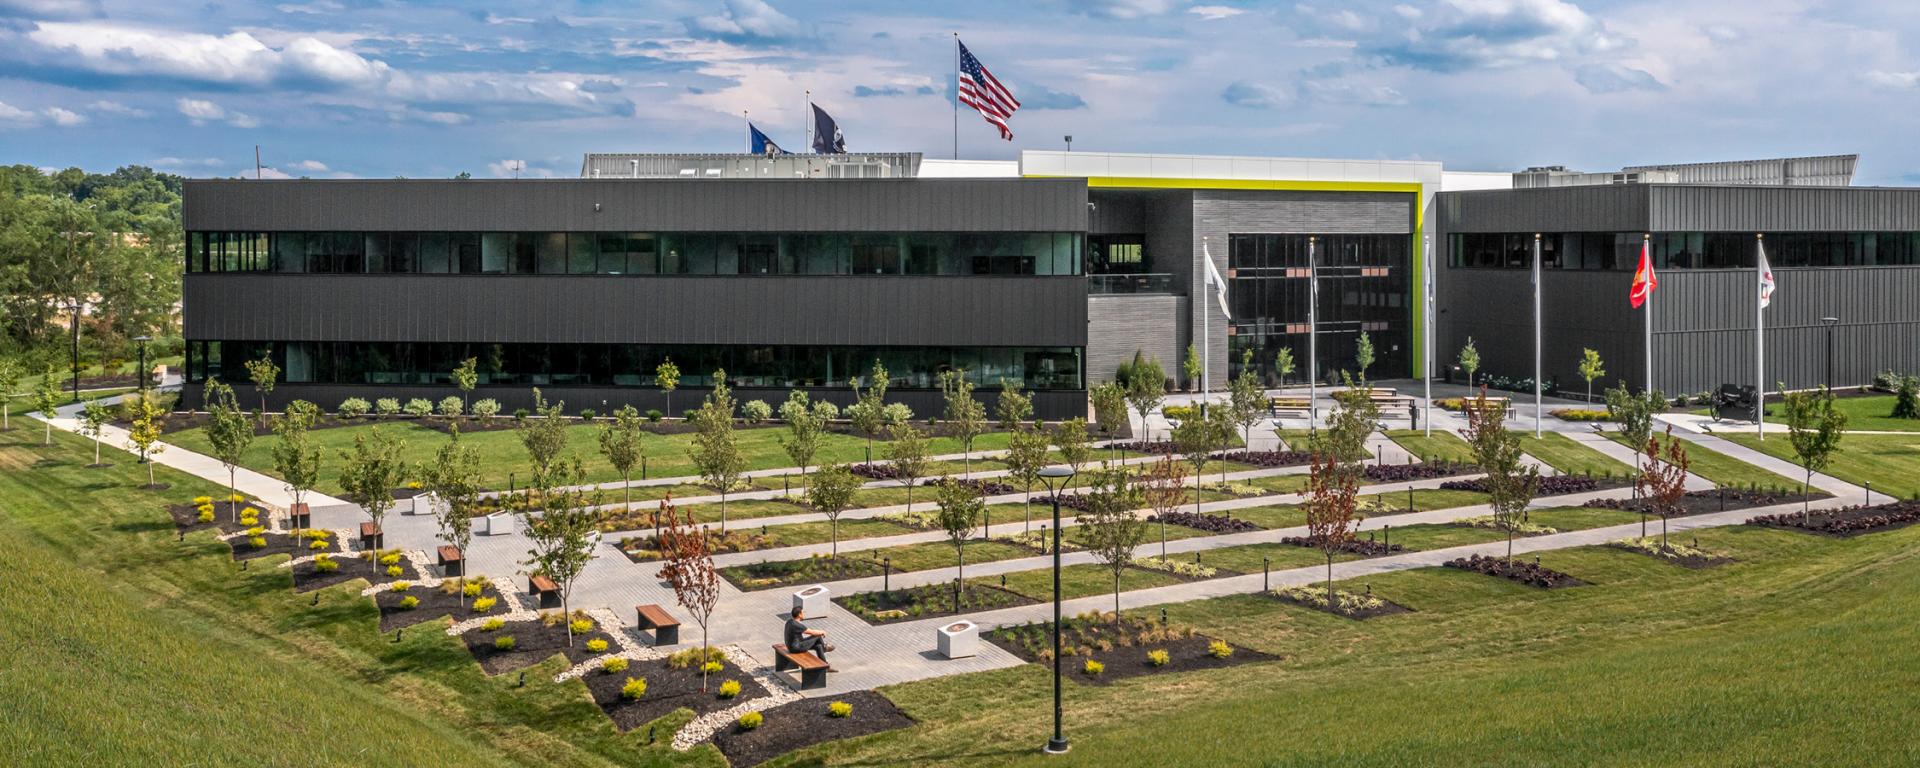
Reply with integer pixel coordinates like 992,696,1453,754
518,671,526,687
1865,482,1872,506
1407,487,1414,513
642,456,647,480
1382,524,1390,549
1263,557,1270,591
1038,464,1077,755
1160,607,1168,625
883,558,891,593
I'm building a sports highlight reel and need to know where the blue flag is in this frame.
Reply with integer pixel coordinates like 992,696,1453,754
749,123,787,155
810,104,845,154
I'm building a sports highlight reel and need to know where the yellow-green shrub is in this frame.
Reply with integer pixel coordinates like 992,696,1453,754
700,660,723,675
461,581,484,598
569,618,594,634
385,565,403,578
471,596,497,613
736,711,762,730
601,657,629,674
493,635,516,651
397,595,420,610
621,677,647,700
827,700,852,717
247,536,267,548
389,581,411,593
718,680,742,699
1146,649,1170,667
585,638,608,653
1207,640,1233,659
1083,659,1105,676
480,618,505,631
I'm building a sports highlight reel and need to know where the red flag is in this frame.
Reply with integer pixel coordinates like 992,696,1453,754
1630,240,1658,309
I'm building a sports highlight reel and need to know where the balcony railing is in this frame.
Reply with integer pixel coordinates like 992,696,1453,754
1088,273,1175,294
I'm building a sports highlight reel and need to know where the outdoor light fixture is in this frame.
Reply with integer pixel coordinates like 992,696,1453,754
133,336,152,393
1820,317,1839,389
1037,465,1076,755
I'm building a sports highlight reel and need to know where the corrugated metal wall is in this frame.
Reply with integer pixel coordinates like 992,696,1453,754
1650,185,1920,231
1438,185,1652,233
1656,267,1920,394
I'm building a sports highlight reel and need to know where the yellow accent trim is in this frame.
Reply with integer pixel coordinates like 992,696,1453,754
1025,174,1422,194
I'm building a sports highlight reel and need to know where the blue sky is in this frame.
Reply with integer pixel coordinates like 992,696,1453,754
2,0,1918,183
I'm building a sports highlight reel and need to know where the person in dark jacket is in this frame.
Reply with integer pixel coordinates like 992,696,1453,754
784,605,834,669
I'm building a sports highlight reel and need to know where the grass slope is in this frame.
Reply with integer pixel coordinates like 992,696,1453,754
1721,432,1920,500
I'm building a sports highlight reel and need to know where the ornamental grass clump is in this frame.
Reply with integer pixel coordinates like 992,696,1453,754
827,700,853,717
398,595,420,610
471,597,497,613
601,657,629,674
1145,649,1170,667
197,507,215,523
736,711,762,731
480,618,505,632
462,580,485,598
621,676,647,700
718,680,742,699
701,660,724,675
1083,659,1105,676
385,565,404,578
308,539,328,551
389,581,411,593
247,536,267,549
493,635,517,651
379,552,402,566
569,617,595,635
585,638,609,653
313,554,339,573
1207,640,1234,659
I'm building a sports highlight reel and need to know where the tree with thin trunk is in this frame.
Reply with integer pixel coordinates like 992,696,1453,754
1078,468,1147,616
1314,383,1380,466
35,363,61,445
1183,344,1202,392
517,388,570,493
1304,450,1360,606
0,356,22,431
1636,427,1690,549
519,457,600,646
1090,381,1128,462
125,391,166,488
996,377,1032,432
688,371,745,530
452,356,478,413
426,423,482,603
1273,347,1296,387
778,389,826,495
940,370,986,477
1463,388,1540,563
933,478,985,608
1457,338,1481,388
656,497,721,691
656,358,680,418
598,404,645,510
244,356,278,426
808,462,859,557
1172,411,1218,515
849,360,889,463
338,426,407,554
80,398,111,466
271,401,321,539
1781,384,1847,522
1578,349,1606,404
1606,381,1664,478
1354,331,1375,382
203,378,254,517
886,423,931,511
1051,417,1092,475
1124,352,1166,442
1003,426,1049,533
1229,350,1266,455
1141,456,1185,557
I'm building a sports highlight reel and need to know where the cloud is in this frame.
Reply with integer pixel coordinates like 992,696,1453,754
578,78,623,94
274,0,340,13
1366,0,1626,72
1018,84,1088,110
1572,63,1664,93
1221,80,1290,109
175,97,257,127
1302,80,1409,106
43,105,84,125
254,166,293,179
1066,0,1178,19
289,159,329,171
86,99,148,117
1188,5,1243,20
0,99,36,123
1863,70,1920,90
486,159,552,178
686,0,803,42
0,0,101,20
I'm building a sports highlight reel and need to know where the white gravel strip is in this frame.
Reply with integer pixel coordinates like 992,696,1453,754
669,643,803,751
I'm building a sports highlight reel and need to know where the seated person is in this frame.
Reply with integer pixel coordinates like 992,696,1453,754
784,606,835,670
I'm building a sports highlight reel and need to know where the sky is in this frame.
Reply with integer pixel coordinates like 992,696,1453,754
2,0,1919,183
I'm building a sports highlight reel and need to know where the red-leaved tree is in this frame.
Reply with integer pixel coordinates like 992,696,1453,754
655,498,722,691
1636,427,1691,549
1304,451,1360,606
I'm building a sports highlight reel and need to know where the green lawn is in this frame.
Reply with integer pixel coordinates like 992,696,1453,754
166,419,1020,496
720,539,1040,589
1387,429,1476,464
1607,432,1804,491
1721,432,1920,500
971,562,1190,603
1705,395,1920,433
1520,432,1635,477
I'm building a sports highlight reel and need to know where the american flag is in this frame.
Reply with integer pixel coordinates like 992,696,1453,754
957,39,1020,140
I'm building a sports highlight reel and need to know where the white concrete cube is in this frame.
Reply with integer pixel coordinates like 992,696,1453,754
792,584,830,617
484,511,515,536
937,620,979,659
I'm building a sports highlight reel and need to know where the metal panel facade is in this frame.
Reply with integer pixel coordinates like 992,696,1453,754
1438,185,1652,233
1087,294,1186,385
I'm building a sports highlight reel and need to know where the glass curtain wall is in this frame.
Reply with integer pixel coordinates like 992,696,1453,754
1226,233,1410,386
1450,232,1920,270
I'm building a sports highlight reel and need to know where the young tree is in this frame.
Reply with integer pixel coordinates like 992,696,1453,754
808,462,860,557
451,356,479,412
0,356,22,431
1003,426,1050,533
1089,381,1128,461
688,372,745,530
1303,451,1361,606
655,358,681,417
1314,384,1381,465
995,378,1033,431
1462,389,1540,562
1078,468,1147,615
270,402,322,537
1171,412,1217,515
1578,348,1606,404
1354,331,1375,382
940,369,987,477
80,398,112,466
517,388,570,490
1050,417,1093,474
518,457,600,646
338,427,407,549
424,424,482,599
655,498,721,690
1273,347,1296,387
598,404,646,509
1141,456,1186,557
1457,337,1481,388
1182,344,1202,392
933,479,986,607
1124,353,1166,442
1605,382,1665,475
35,364,61,445
244,355,279,424
202,378,254,514
1636,427,1691,549
778,389,826,493
125,391,167,488
1893,375,1920,420
1781,385,1847,521
849,360,890,463
1228,352,1267,455
885,423,931,511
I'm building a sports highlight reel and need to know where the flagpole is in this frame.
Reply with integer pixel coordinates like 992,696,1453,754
1533,233,1543,439
1756,233,1766,441
804,89,812,157
1423,234,1433,437
1643,234,1653,397
1202,237,1210,407
1308,236,1318,430
953,33,960,161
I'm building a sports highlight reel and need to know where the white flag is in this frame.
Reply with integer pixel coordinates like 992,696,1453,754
1202,240,1232,320
1757,243,1777,309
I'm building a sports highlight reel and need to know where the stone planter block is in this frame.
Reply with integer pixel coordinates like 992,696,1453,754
937,620,979,659
792,584,830,617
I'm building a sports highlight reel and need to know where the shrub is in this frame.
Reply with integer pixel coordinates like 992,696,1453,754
398,595,420,610
389,581,411,592
644,409,663,422
512,408,530,419
1082,659,1105,676
812,401,839,421
338,397,371,418
313,555,339,573
667,646,728,668
701,660,724,675
471,398,500,421
569,617,595,634
403,398,434,417
197,508,215,523
1161,404,1199,421
302,529,329,541
375,397,401,416
585,638,609,653
247,536,267,548
1146,649,1170,667
192,495,212,505
827,700,853,717
621,676,647,700
385,565,404,578
493,635,517,651
1207,640,1233,659
736,711,762,731
229,494,245,503
578,407,597,421
437,396,464,418
379,552,402,566
462,580,485,597
602,657,629,674
480,618,505,632
243,525,264,537
718,679,742,699
471,596,497,613
308,539,328,551
741,399,773,423
881,402,913,425
1550,408,1611,422
1894,375,1919,420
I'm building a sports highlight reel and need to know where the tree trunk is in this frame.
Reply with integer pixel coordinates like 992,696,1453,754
147,460,155,487
1803,470,1812,523
1661,513,1669,549
1507,528,1515,564
1325,554,1334,606
1023,490,1032,534
831,518,838,558
720,492,728,532
94,435,101,465
563,594,574,647
700,627,710,692
1161,519,1168,558
623,471,631,510
1114,571,1121,615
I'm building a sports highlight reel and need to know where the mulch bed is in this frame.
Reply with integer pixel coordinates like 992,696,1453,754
1278,536,1406,557
985,616,1277,685
229,531,333,561
463,620,619,676
721,556,886,592
836,583,1036,625
580,654,771,732
290,552,421,593
711,690,914,768
1747,501,1920,537
1364,462,1478,482
1266,587,1414,620
164,501,264,535
1147,510,1262,534
1216,450,1313,468
1605,541,1732,569
1444,554,1586,588
1442,475,1630,497
373,582,504,631
1585,488,1829,517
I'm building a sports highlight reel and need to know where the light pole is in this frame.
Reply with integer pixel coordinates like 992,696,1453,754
1038,464,1076,755
1820,317,1838,390
134,335,152,393
69,300,81,403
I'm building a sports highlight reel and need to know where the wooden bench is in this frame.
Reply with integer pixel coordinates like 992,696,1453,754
437,545,464,577
635,604,681,646
288,502,311,530
1268,397,1311,414
771,644,829,690
528,574,560,609
358,522,383,551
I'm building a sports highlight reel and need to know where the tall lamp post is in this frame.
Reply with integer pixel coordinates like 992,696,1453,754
1820,317,1838,390
1038,465,1077,755
134,336,152,393
69,300,82,403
